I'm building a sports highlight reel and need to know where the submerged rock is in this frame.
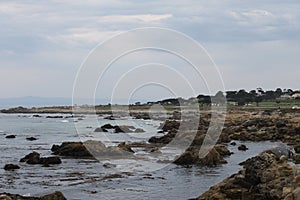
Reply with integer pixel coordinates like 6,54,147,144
26,137,38,141
4,164,20,171
94,124,145,133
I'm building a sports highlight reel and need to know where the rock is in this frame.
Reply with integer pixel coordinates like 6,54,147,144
41,191,67,200
94,127,107,132
51,142,93,158
148,131,176,144
117,142,135,153
5,135,16,139
32,114,42,118
20,152,61,165
4,164,20,171
238,144,248,151
230,141,237,146
46,116,63,119
174,146,227,166
134,128,145,133
0,191,67,200
159,120,180,132
215,144,232,156
293,154,300,164
195,151,295,200
294,145,300,153
104,115,115,120
40,156,62,165
103,163,117,168
26,137,38,141
52,140,134,159
20,151,41,164
101,124,115,129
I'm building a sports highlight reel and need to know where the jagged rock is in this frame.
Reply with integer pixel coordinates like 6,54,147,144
174,146,228,166
159,120,180,132
20,152,62,165
4,164,20,171
0,191,67,200
194,151,296,200
51,140,134,159
215,144,232,156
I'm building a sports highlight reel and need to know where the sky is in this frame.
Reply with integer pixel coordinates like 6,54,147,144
1,0,300,102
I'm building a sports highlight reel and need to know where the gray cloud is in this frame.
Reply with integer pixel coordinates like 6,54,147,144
0,0,299,100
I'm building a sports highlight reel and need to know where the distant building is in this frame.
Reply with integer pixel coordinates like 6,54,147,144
279,94,291,99
292,93,300,99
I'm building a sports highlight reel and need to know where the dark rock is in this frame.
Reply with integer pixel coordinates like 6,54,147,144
20,151,41,164
104,115,115,120
238,144,248,151
4,164,20,171
46,116,63,118
40,156,62,165
0,191,67,200
230,141,237,146
20,152,61,165
294,145,300,154
159,120,180,132
5,135,16,139
32,114,42,118
148,131,176,144
26,137,38,141
117,142,135,153
101,124,115,129
215,144,232,156
51,142,93,158
103,163,117,168
94,127,107,132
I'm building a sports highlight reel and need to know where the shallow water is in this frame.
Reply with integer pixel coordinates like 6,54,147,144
0,113,283,199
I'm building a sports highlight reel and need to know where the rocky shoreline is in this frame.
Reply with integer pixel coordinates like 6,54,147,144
1,107,300,199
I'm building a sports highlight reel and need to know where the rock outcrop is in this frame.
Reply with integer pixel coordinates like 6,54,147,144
4,164,20,171
20,151,62,166
193,151,298,200
51,140,134,159
0,191,67,200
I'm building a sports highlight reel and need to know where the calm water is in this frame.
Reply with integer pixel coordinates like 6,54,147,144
0,113,282,200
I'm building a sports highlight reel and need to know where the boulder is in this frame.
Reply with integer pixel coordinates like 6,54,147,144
5,135,16,139
20,152,61,165
238,144,248,151
4,164,20,171
51,142,93,158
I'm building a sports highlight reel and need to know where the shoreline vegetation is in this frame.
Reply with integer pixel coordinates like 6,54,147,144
1,88,300,199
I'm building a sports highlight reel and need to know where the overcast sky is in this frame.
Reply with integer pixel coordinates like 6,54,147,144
1,0,300,101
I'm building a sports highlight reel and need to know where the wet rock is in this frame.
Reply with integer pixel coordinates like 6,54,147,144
26,137,38,141
20,152,61,165
238,144,248,151
46,116,63,119
5,135,16,139
131,112,150,120
159,120,180,132
194,151,295,200
104,115,115,120
4,164,20,171
294,145,300,153
51,142,93,158
101,124,115,129
117,142,134,153
32,114,42,118
230,141,237,146
52,140,135,159
215,144,232,156
94,127,107,132
148,131,176,144
174,146,227,166
20,151,41,164
0,191,67,200
103,163,117,168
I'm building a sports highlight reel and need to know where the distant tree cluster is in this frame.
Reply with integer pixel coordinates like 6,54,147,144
138,88,300,107
225,88,299,106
